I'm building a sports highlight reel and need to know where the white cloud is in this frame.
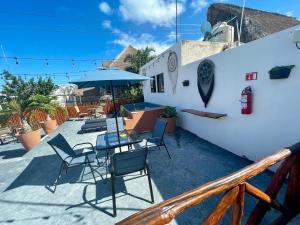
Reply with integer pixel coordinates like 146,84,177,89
190,0,209,13
167,31,180,42
99,2,112,14
102,20,112,29
286,10,294,17
103,22,171,53
119,0,185,27
113,31,171,54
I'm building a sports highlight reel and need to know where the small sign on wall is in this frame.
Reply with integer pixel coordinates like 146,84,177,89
245,72,258,81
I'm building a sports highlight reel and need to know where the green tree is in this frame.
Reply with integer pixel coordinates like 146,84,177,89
0,99,33,133
124,47,156,74
1,70,55,107
27,94,67,120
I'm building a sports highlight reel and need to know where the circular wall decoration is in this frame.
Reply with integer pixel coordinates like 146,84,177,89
197,59,215,107
168,52,178,72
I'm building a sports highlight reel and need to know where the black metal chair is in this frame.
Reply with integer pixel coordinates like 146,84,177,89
47,133,102,192
109,147,154,217
141,118,171,159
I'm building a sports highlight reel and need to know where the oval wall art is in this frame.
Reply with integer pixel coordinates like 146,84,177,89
197,59,215,107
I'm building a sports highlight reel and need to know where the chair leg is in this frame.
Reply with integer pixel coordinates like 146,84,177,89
53,162,65,192
111,174,117,217
95,153,102,167
162,143,171,159
86,156,97,184
81,162,87,182
104,149,110,182
146,164,154,203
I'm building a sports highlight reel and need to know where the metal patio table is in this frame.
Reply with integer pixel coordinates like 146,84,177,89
96,130,143,177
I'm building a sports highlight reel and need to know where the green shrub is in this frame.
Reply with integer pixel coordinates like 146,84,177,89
162,106,177,118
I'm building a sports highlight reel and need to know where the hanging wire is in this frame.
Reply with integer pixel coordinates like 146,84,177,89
0,56,114,62
0,69,98,78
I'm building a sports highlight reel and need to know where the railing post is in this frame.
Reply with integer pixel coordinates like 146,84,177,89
231,183,245,225
202,186,240,225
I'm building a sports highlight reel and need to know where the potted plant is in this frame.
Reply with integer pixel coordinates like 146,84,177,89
0,99,41,151
28,94,67,134
161,106,177,133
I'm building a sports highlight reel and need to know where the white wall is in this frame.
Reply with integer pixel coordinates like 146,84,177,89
143,26,300,163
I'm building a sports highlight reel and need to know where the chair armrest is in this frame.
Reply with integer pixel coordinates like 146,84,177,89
146,137,161,147
73,142,95,151
146,137,161,144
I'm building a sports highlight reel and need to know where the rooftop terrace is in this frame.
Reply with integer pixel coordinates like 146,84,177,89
0,121,300,225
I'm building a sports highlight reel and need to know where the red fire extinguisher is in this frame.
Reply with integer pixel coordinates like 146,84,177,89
241,86,252,114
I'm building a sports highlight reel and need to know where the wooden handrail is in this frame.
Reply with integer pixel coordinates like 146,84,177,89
117,143,300,225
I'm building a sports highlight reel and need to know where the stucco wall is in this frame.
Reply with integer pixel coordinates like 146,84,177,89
142,25,300,163
181,40,227,65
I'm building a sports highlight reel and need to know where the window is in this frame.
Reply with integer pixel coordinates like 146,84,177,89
157,73,164,93
150,76,156,93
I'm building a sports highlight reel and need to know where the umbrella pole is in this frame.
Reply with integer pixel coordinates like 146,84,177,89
110,81,121,146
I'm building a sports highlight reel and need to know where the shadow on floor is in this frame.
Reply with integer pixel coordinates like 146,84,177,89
4,154,87,192
67,173,154,217
0,148,26,159
145,128,277,224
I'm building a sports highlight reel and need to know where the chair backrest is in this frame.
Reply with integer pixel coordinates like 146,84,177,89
47,133,76,161
106,117,124,133
152,119,167,144
74,105,80,113
111,148,148,176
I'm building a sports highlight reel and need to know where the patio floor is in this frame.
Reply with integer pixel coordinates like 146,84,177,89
0,120,300,225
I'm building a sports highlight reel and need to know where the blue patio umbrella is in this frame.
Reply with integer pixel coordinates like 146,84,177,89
70,68,150,143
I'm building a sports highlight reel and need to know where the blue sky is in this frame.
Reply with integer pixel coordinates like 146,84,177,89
0,0,299,85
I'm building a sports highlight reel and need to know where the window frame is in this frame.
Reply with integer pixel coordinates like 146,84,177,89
156,73,164,93
150,76,156,93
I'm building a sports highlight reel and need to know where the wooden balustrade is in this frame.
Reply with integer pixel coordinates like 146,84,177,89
117,143,300,225
103,98,142,114
66,102,100,117
8,109,68,129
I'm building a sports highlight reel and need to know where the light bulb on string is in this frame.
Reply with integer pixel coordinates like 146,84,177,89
14,57,19,65
66,73,70,81
71,59,75,67
94,60,97,66
45,59,49,66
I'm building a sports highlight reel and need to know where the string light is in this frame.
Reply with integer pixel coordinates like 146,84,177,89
0,69,99,80
0,56,113,62
14,57,19,64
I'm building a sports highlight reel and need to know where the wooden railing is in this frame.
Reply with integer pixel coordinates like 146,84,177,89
9,108,68,129
117,143,300,225
103,98,143,114
66,102,100,118
8,99,143,128
65,99,141,117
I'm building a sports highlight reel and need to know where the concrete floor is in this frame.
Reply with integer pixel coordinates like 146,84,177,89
0,120,299,225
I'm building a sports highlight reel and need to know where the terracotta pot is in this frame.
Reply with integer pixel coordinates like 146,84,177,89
162,117,176,133
41,119,58,134
17,129,41,151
